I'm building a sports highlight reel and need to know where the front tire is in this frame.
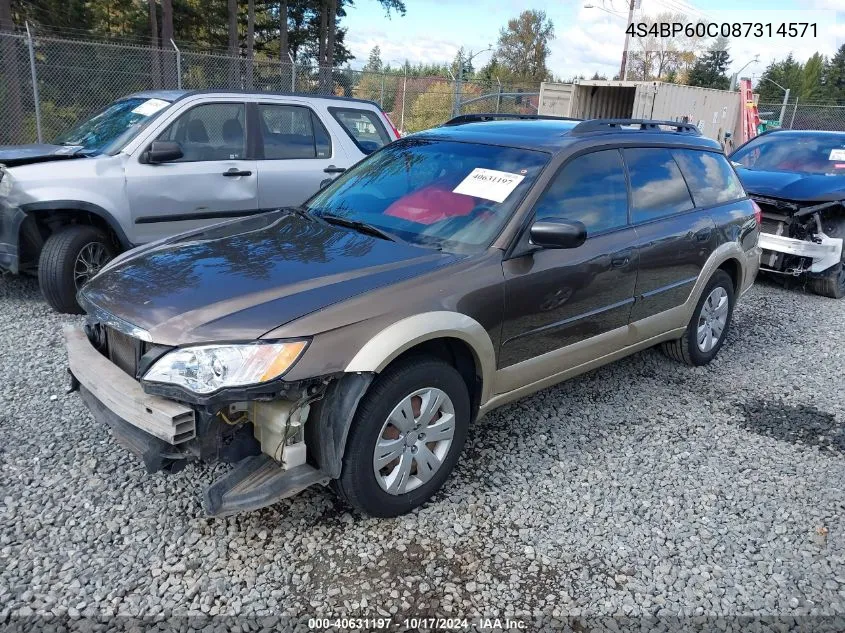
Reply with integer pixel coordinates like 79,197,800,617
809,215,845,299
334,357,470,517
809,261,845,299
661,269,735,366
38,225,115,314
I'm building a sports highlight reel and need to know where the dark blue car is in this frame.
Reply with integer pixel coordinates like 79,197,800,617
730,129,845,298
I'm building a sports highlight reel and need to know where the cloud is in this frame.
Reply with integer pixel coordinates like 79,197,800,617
344,27,461,68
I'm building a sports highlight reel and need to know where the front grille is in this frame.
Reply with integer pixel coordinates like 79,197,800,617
105,327,140,377
760,218,783,235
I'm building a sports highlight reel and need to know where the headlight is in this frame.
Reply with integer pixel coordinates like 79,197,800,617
143,341,308,394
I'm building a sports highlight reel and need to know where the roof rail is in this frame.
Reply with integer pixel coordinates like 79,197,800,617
571,119,701,135
442,113,581,126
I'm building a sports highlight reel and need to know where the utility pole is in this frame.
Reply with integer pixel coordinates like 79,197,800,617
779,88,790,128
620,0,635,80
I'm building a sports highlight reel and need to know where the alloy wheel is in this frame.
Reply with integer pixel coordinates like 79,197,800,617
373,387,456,495
697,286,729,352
73,242,110,289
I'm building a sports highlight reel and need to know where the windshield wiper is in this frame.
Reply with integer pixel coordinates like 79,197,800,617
318,213,396,242
284,205,316,221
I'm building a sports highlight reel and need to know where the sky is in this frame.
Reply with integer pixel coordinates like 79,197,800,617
342,0,844,82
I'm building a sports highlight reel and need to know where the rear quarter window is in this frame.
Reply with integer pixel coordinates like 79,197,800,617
672,149,746,207
623,148,694,224
329,107,391,154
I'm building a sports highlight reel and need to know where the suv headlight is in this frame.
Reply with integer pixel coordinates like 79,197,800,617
143,340,308,394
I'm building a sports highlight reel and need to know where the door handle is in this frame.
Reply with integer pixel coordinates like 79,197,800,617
611,255,631,268
693,228,713,242
222,169,252,177
323,165,346,174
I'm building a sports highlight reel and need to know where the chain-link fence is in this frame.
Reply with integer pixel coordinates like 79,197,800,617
0,25,542,144
758,101,845,132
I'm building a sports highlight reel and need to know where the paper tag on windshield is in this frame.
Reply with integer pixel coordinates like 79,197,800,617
131,98,169,116
453,168,525,203
829,149,845,161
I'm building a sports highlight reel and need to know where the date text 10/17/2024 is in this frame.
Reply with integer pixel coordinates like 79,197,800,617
308,617,528,630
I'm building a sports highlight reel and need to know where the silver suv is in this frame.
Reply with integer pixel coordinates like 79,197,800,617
0,90,398,313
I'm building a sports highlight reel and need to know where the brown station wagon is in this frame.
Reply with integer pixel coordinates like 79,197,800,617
65,115,762,518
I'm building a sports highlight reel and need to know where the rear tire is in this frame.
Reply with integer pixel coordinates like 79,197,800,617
661,269,735,366
38,225,115,314
334,356,470,517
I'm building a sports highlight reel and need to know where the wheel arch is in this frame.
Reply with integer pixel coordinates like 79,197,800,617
345,311,497,408
19,201,132,266
717,256,741,292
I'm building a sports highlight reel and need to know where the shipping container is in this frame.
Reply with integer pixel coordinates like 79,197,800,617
539,80,743,151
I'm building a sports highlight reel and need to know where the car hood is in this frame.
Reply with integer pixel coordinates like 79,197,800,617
735,167,845,202
79,210,459,345
0,143,88,167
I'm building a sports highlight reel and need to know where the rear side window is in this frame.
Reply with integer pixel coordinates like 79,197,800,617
534,149,628,234
672,149,745,207
329,107,391,154
258,104,331,159
624,148,694,224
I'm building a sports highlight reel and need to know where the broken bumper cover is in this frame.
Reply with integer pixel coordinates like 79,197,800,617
64,325,196,444
64,325,334,516
0,196,24,274
759,232,843,273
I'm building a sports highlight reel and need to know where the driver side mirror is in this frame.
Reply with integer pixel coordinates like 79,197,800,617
143,140,183,164
529,218,587,249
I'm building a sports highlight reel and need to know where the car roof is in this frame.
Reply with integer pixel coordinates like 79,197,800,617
755,129,845,138
123,89,380,108
124,90,190,101
413,118,723,153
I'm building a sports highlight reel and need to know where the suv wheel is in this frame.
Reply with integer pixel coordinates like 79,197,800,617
661,269,735,366
807,215,845,299
808,256,845,300
334,357,470,517
38,225,115,314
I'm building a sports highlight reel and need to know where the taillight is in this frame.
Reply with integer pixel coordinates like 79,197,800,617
383,112,400,139
751,199,762,225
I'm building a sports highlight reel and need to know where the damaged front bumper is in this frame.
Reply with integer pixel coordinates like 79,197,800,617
753,195,845,276
758,232,843,274
64,325,372,516
0,194,24,274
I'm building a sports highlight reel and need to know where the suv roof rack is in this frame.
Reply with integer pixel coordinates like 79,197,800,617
571,119,701,135
442,113,581,126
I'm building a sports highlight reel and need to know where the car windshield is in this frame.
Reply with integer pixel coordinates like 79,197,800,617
304,137,549,253
731,132,845,176
54,96,172,153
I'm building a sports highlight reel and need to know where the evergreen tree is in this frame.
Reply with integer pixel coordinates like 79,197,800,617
801,53,825,102
363,45,383,73
687,37,730,90
824,44,845,102
756,54,803,103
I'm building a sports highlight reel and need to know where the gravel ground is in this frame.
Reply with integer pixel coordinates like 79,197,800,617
1,273,845,632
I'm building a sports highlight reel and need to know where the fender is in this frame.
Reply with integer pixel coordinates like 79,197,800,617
20,200,133,249
345,311,498,407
